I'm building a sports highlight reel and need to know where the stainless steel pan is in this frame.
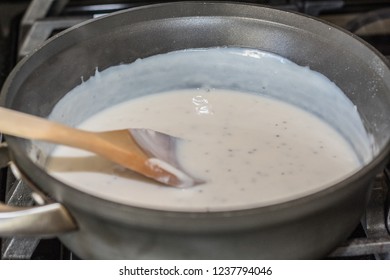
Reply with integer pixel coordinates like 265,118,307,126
1,2,390,259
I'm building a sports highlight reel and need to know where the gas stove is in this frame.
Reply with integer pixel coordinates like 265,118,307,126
0,0,389,260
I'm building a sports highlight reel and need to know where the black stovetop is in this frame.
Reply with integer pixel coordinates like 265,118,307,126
0,0,389,260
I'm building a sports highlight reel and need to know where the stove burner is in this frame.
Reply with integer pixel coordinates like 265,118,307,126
330,173,390,259
345,8,390,33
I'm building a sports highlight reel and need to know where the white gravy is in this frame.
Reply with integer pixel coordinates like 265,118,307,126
45,48,372,212
47,88,363,211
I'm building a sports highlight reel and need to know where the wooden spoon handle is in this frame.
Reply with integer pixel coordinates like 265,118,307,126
0,107,193,187
0,107,95,150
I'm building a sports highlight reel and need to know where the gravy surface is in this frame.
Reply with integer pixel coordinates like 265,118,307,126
45,48,372,212
47,88,362,211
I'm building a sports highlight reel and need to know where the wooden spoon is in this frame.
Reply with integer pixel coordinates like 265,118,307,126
0,107,197,188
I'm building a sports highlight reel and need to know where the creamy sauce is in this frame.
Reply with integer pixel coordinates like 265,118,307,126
47,88,363,211
44,48,373,212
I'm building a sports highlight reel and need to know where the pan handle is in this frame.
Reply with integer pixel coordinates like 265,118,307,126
0,144,77,237
0,203,77,237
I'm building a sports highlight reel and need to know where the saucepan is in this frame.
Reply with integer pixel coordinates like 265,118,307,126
1,2,390,259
